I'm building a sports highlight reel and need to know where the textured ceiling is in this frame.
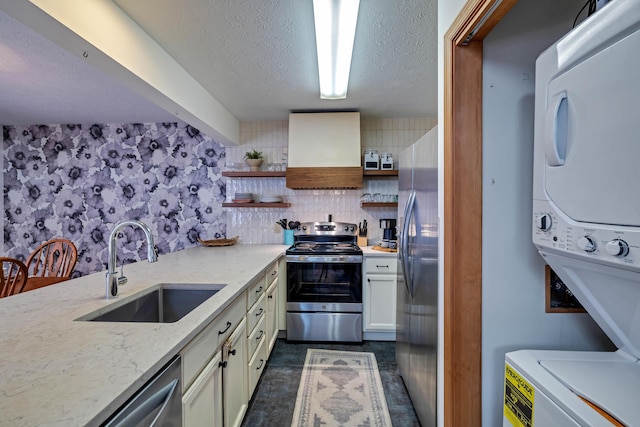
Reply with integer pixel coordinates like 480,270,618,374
0,0,437,127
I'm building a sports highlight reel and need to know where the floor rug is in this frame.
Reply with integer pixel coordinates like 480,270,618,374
291,349,393,427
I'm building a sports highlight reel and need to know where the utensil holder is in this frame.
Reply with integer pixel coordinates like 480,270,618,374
357,236,368,247
284,229,294,246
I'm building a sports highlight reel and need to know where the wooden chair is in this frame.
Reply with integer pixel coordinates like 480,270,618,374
26,238,78,280
0,257,28,298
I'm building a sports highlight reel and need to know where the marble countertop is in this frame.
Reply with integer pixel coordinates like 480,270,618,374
361,245,398,257
0,244,285,427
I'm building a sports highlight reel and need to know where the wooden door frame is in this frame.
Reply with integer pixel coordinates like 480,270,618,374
443,1,518,426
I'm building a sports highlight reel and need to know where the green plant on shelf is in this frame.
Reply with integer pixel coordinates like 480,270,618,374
244,149,263,160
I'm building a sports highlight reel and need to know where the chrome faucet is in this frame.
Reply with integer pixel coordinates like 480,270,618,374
106,220,158,299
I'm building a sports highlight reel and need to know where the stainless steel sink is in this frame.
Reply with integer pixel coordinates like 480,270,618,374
79,283,226,323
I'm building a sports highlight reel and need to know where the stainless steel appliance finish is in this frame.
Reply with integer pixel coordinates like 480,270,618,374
104,356,182,427
396,127,438,427
286,221,363,342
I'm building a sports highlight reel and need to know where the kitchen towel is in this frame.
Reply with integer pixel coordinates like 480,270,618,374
291,349,392,427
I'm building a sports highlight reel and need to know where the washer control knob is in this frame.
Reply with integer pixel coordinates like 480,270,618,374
577,236,597,253
535,213,552,231
605,239,629,257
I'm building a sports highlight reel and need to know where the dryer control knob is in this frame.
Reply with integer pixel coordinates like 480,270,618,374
577,236,597,253
535,213,552,231
605,239,629,257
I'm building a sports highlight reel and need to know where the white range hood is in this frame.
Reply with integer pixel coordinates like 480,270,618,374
286,112,363,189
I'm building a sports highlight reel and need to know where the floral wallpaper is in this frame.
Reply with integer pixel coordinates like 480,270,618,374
3,122,226,278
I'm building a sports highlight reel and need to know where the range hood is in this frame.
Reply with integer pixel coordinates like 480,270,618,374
286,112,363,189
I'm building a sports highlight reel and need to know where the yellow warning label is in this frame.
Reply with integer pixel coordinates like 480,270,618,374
504,363,534,427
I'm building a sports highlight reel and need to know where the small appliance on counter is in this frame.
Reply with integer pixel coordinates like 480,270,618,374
364,150,379,170
379,218,397,248
380,153,394,170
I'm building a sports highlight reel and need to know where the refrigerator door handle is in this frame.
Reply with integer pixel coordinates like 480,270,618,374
400,191,416,297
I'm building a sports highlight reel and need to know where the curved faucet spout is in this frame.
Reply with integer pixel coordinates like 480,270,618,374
106,220,158,299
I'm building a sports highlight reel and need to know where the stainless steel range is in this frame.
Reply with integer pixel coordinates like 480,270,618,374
286,221,363,342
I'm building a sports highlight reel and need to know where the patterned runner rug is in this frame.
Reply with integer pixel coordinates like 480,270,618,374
291,349,392,427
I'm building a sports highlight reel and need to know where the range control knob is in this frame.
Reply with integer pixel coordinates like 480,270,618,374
344,226,349,232
302,225,307,231
577,236,597,253
535,213,552,231
605,239,629,257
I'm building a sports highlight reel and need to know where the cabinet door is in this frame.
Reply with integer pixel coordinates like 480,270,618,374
364,274,397,331
223,317,248,427
277,257,287,330
182,350,223,427
266,278,278,353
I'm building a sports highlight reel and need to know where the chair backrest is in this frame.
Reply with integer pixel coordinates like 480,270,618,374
0,257,28,298
26,238,78,279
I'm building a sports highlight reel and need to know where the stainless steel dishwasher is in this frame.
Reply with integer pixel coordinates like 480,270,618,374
103,356,182,427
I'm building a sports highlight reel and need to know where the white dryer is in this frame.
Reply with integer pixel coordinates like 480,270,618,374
505,1,640,426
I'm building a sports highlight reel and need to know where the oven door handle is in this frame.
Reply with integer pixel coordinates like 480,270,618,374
400,191,416,298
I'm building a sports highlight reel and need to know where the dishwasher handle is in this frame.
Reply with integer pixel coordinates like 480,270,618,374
104,356,182,427
111,380,179,427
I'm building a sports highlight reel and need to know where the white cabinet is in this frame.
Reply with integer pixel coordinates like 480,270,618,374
181,294,245,427
180,257,283,427
182,350,223,427
363,256,397,341
277,258,287,331
266,276,278,352
223,318,248,427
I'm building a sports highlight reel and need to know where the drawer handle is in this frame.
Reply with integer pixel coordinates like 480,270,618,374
268,294,273,299
256,359,264,370
257,330,264,340
271,270,277,276
256,286,263,294
376,264,389,268
256,308,264,317
229,348,237,356
218,321,232,335
219,360,227,368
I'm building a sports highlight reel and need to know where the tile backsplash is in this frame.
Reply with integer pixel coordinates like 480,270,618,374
225,117,436,245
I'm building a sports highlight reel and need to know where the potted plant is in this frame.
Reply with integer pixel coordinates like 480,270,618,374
244,149,264,171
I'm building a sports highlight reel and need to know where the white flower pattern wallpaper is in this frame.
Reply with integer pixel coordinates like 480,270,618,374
3,122,226,277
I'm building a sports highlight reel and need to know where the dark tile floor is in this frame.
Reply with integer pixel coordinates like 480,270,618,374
241,339,420,426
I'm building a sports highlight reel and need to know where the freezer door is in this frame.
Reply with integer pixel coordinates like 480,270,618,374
396,144,414,382
408,134,439,427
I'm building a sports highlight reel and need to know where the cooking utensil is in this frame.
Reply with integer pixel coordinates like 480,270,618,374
290,221,300,230
276,219,287,229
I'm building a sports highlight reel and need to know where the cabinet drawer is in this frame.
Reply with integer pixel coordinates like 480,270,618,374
365,257,397,274
265,261,278,287
247,293,266,334
247,315,266,358
248,336,267,398
247,277,266,309
181,294,246,390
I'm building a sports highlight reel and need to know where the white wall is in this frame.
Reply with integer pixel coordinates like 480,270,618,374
224,118,436,245
481,0,615,425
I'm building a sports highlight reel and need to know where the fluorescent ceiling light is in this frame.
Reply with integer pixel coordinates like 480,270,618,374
313,0,360,100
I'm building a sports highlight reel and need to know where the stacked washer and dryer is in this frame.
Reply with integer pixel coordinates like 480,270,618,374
504,1,640,426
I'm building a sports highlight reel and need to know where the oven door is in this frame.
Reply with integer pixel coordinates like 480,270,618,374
286,258,362,310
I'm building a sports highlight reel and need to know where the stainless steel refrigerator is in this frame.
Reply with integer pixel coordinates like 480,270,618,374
396,126,438,427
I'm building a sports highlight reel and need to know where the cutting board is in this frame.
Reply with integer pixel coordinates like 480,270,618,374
372,245,398,253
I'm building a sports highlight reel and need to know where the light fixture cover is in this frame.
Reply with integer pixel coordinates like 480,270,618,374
313,0,360,99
